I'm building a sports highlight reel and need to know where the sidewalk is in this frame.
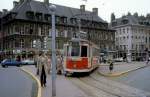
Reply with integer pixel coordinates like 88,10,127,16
21,66,88,97
99,62,148,77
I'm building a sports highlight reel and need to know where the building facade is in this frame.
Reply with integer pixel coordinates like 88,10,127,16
110,13,150,61
0,0,115,60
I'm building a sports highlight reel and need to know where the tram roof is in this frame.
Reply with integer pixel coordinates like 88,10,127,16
68,38,99,49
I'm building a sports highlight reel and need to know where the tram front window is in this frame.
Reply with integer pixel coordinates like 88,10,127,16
71,42,80,56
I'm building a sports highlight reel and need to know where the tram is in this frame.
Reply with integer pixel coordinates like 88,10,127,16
63,38,100,75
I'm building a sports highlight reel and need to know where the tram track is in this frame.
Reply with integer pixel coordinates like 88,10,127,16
69,70,147,97
90,71,148,97
69,77,117,97
89,72,136,97
78,77,121,97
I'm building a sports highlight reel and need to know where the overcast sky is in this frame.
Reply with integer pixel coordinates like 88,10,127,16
0,0,149,22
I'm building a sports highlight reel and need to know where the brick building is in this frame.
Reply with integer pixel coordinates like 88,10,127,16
0,0,115,60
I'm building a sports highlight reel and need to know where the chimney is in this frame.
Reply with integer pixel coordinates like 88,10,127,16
80,5,85,12
3,9,8,14
92,8,98,16
0,11,2,16
44,0,49,4
13,1,19,7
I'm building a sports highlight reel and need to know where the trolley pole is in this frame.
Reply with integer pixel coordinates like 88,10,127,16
50,5,56,97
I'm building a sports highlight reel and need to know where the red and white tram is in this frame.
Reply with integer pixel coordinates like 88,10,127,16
63,38,100,75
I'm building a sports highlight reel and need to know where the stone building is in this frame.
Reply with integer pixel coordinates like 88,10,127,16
110,13,150,61
0,0,115,60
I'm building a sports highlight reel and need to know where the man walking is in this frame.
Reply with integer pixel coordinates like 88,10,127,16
109,62,114,73
37,52,48,87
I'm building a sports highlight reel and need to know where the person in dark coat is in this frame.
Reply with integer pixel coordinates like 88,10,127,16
109,62,114,73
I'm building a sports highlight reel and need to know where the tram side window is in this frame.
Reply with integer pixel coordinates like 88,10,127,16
81,46,87,57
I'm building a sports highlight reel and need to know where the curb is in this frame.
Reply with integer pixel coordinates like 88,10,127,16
21,68,41,97
100,64,119,66
98,65,147,77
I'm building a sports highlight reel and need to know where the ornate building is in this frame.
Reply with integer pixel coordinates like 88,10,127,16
110,13,150,61
0,0,115,60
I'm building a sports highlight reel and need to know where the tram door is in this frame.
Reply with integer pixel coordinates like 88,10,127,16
81,45,91,68
81,46,87,57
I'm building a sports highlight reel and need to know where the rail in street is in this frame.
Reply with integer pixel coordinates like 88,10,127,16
69,70,150,97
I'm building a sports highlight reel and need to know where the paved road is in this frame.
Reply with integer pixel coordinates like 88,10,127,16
0,67,37,97
109,65,150,93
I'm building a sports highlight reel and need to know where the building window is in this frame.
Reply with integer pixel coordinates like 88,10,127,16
132,44,134,49
14,25,20,34
29,29,33,35
127,36,129,39
135,36,137,39
142,36,144,39
131,36,133,39
20,39,25,48
123,36,125,40
127,28,129,33
123,29,125,34
146,37,147,43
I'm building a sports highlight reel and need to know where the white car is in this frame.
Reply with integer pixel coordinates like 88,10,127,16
22,59,36,65
114,57,124,62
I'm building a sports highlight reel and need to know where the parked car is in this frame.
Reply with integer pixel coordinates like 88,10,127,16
1,59,22,68
21,59,37,65
113,57,124,62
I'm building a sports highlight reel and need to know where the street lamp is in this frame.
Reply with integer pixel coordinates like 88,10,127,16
49,4,56,97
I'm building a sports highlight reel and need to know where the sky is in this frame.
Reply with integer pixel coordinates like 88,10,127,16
0,0,149,22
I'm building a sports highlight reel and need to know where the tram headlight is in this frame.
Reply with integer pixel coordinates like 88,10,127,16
73,64,76,68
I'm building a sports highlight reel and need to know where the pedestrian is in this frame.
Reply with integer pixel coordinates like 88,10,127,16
56,54,63,75
34,54,40,75
16,55,21,62
109,62,114,73
37,52,48,87
45,53,51,74
146,57,150,64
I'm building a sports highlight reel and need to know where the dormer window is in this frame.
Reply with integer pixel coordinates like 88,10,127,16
122,18,129,24
56,16,60,23
112,21,117,27
35,12,43,21
44,14,51,21
11,12,17,19
70,18,77,24
26,11,34,20
61,17,67,24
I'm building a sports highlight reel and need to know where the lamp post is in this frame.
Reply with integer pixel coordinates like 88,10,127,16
49,4,56,97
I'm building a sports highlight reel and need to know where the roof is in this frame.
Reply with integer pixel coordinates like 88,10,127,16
111,14,150,27
7,0,106,23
